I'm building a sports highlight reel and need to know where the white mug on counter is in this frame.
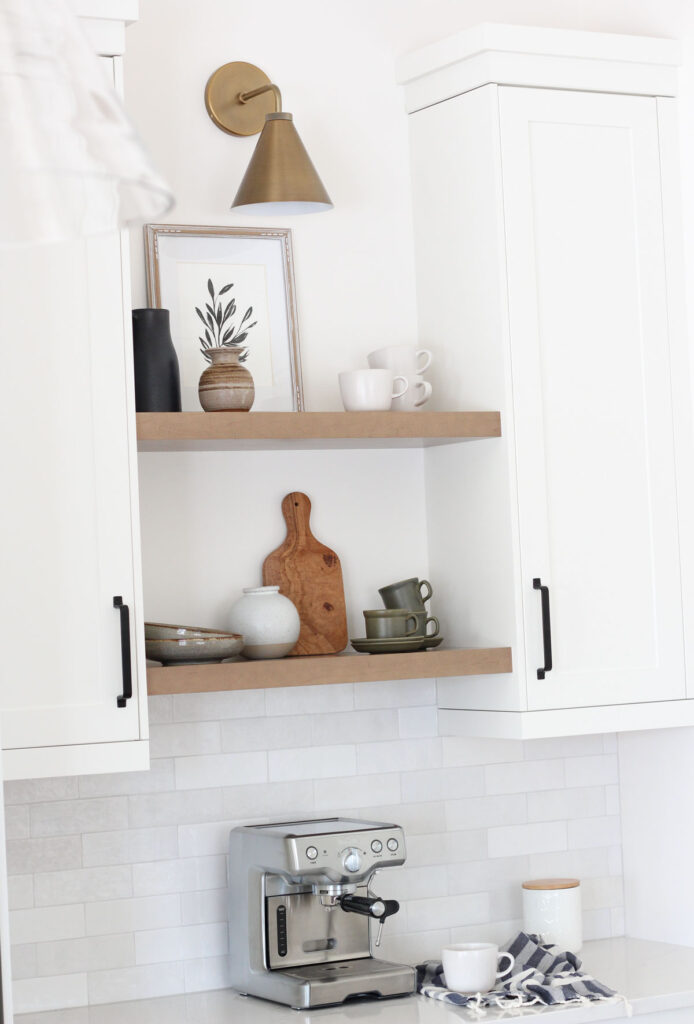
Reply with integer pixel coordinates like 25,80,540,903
338,369,408,411
368,344,432,377
442,943,515,994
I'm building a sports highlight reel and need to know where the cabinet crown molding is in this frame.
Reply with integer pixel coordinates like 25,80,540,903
397,22,681,113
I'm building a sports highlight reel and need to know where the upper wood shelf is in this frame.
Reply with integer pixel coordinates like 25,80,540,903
147,646,512,695
136,411,501,452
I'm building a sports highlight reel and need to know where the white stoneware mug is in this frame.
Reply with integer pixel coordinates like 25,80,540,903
367,344,432,377
391,374,433,411
339,369,408,411
442,943,515,995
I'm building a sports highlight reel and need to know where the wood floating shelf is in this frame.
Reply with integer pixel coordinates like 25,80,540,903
147,646,512,695
136,411,501,452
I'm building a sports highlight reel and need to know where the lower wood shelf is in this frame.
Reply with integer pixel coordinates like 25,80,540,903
146,646,512,695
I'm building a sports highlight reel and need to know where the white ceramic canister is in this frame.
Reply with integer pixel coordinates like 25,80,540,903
522,878,582,953
229,586,300,660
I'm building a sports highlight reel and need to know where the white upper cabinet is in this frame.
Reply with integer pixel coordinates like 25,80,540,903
0,43,148,777
501,87,685,712
400,26,694,737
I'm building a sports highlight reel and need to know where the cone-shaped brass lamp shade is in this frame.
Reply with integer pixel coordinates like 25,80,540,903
232,113,332,215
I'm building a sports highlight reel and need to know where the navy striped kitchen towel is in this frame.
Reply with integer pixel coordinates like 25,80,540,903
417,932,629,1016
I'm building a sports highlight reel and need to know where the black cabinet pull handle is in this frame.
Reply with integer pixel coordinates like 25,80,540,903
533,578,553,679
113,596,133,708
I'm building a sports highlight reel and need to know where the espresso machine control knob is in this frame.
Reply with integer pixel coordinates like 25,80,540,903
342,847,362,873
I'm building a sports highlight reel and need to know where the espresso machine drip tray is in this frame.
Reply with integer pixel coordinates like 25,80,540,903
280,957,416,1007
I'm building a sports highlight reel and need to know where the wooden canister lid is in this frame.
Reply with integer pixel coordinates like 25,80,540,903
522,878,580,890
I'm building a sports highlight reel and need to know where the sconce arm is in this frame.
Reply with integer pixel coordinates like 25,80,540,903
239,82,282,112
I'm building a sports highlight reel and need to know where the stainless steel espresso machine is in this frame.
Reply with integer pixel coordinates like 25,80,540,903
228,817,417,1009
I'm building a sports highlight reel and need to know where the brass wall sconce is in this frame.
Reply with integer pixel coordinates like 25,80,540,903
204,61,333,215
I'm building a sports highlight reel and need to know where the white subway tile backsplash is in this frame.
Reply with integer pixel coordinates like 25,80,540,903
398,707,438,738
314,773,400,811
135,922,227,965
581,876,624,911
128,789,224,828
354,678,435,709
14,974,88,1015
174,752,267,791
34,867,133,907
528,846,610,880
5,804,30,839
447,856,530,897
361,801,446,835
312,709,400,745
408,892,489,931
7,836,82,875
85,895,181,937
568,815,621,850
173,689,265,722
222,780,314,822
488,821,567,858
87,963,186,1005
177,822,236,859
82,826,179,867
527,786,606,823
5,701,623,1015
605,785,620,816
221,715,312,752
7,874,34,910
357,738,440,774
268,744,355,782
150,723,222,759
5,777,79,805
78,759,175,799
523,735,604,760
565,755,619,788
265,683,354,716
132,856,226,897
147,695,173,725
11,944,37,981
10,905,85,945
401,766,485,804
446,794,527,831
485,759,564,795
180,889,227,925
35,934,135,977
183,955,233,993
442,737,524,767
30,798,128,838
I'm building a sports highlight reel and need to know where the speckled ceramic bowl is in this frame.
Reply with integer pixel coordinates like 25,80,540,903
144,622,244,664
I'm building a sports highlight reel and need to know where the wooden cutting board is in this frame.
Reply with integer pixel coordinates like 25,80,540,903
262,492,348,656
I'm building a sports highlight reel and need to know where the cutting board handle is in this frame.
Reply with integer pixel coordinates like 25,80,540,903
281,491,314,541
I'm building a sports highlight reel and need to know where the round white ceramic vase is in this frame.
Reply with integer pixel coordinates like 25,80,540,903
229,586,300,660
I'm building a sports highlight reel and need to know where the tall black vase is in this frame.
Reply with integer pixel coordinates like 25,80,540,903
132,308,182,412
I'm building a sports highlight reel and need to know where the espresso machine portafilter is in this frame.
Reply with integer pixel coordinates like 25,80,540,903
228,817,417,1009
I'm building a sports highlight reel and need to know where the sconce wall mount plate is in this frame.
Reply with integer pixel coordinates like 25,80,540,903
204,61,277,137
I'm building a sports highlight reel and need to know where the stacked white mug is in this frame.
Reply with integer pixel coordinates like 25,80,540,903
367,344,433,410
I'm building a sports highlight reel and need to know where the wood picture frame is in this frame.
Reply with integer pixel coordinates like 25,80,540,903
144,224,304,411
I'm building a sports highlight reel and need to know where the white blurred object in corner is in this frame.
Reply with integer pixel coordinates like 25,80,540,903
0,0,172,245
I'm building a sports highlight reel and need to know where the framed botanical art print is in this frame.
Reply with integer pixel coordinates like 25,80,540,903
144,224,304,411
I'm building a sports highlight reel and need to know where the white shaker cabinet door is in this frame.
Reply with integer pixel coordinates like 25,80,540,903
498,86,685,710
0,231,144,757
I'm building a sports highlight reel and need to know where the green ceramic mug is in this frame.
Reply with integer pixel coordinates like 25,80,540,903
364,608,418,639
379,577,433,611
412,612,440,638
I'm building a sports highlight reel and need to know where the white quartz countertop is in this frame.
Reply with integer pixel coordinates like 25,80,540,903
15,938,694,1024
